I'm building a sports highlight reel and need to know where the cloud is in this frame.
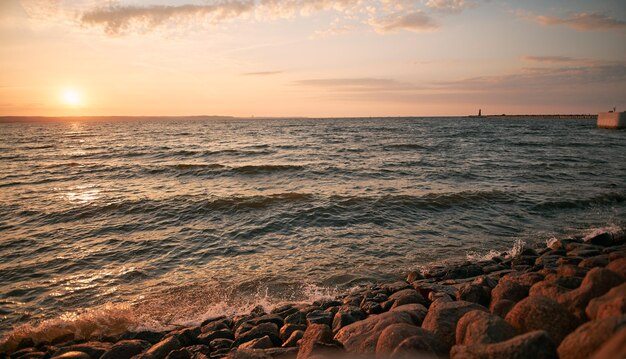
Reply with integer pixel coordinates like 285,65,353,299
369,10,439,33
242,71,282,76
425,0,471,14
522,56,578,64
81,2,255,35
293,77,418,91
530,12,626,32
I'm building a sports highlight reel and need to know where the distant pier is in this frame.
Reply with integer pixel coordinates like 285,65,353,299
469,114,596,120
597,112,626,129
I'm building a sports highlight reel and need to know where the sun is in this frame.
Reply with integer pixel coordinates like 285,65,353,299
61,89,82,107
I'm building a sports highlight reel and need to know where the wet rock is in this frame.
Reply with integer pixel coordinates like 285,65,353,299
279,324,307,342
264,347,298,358
490,299,516,318
591,326,626,359
375,323,445,357
382,281,412,294
557,264,588,278
239,336,274,350
209,338,233,351
389,333,447,359
450,330,557,359
247,315,284,329
456,310,517,345
101,340,151,359
198,329,234,345
52,342,113,359
53,352,91,359
536,255,561,269
334,311,416,354
143,336,183,359
607,257,626,279
167,327,201,347
559,267,625,320
456,282,492,307
421,300,488,350
504,295,579,345
489,276,530,315
387,289,427,308
284,312,306,326
281,330,304,348
406,271,423,283
296,324,337,359
557,314,626,359
271,305,300,319
121,331,165,345
390,304,428,326
233,323,280,348
586,282,626,320
50,333,76,346
360,301,383,315
412,282,457,299
579,255,610,269
16,337,35,351
444,263,484,280
305,310,333,327
586,232,614,247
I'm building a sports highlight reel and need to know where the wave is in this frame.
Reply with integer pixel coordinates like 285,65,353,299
530,191,626,211
383,144,427,150
231,164,304,174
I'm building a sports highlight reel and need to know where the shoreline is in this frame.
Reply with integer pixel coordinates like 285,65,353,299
2,228,625,358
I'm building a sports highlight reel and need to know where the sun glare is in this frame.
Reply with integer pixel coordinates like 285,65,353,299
62,89,82,107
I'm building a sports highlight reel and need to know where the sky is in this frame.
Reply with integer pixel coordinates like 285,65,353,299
0,0,625,117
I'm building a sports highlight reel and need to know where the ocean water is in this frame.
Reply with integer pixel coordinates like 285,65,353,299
1,117,625,341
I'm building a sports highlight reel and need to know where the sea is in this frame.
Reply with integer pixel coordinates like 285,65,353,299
0,116,625,343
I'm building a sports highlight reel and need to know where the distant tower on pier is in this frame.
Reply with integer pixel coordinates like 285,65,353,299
478,109,482,117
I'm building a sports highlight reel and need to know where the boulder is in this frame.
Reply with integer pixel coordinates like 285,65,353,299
296,324,337,359
247,315,284,329
443,263,484,280
284,312,306,326
54,352,91,359
101,340,151,359
456,282,491,307
143,336,183,359
52,342,113,359
579,255,610,269
505,295,579,344
387,289,427,307
389,303,428,326
586,282,626,320
559,267,625,320
282,330,304,348
239,336,274,350
234,323,280,347
608,257,626,279
456,310,517,345
450,330,557,359
279,324,307,342
334,311,416,354
197,329,234,345
557,314,626,359
591,326,626,359
421,300,488,350
389,334,448,359
305,310,333,327
490,299,516,318
557,265,588,278
375,324,446,358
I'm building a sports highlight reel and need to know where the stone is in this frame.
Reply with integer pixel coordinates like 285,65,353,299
296,324,336,359
608,257,626,279
233,323,280,347
406,271,423,282
53,352,91,359
209,338,233,351
197,329,234,345
450,330,557,359
557,314,626,359
101,340,151,359
489,278,530,313
456,310,517,345
361,301,383,315
334,311,416,354
166,327,201,347
456,282,491,307
383,281,412,293
284,312,306,326
389,303,428,326
305,310,333,327
591,326,626,359
490,299,516,318
375,323,446,358
444,264,484,280
121,331,165,344
52,342,113,359
579,255,610,269
421,300,488,350
559,267,625,320
586,232,614,246
144,336,183,359
247,315,284,329
281,330,304,348
557,264,588,278
387,289,427,307
279,324,307,342
239,336,274,350
586,282,626,320
505,296,579,345
389,334,448,359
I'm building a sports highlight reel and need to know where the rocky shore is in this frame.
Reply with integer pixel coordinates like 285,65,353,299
3,228,626,359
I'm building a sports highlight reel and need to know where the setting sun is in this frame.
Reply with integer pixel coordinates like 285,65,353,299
61,89,82,107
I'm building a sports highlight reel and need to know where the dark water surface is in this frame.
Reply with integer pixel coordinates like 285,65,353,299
1,117,625,338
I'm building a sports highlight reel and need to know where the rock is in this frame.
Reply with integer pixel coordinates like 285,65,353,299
591,326,626,359
197,329,234,345
406,271,424,282
389,304,428,326
166,327,201,347
305,310,333,327
296,324,336,359
121,331,165,344
209,338,233,351
239,336,274,350
383,281,412,293
450,330,557,359
456,310,517,345
375,323,446,358
53,352,91,359
271,305,300,319
282,330,304,348
226,348,272,359
421,300,488,350
247,315,284,329
143,336,183,359
101,340,151,359
164,348,192,359
586,232,614,246
234,323,280,347
490,299,516,318
608,257,626,279
559,267,625,320
579,255,610,269
489,277,531,313
52,342,113,359
389,334,448,359
557,264,588,278
586,282,626,320
279,324,307,342
444,264,484,280
387,289,427,307
456,282,491,307
284,312,306,326
557,314,626,359
505,295,579,345
313,299,341,310
361,301,383,315
334,311,416,354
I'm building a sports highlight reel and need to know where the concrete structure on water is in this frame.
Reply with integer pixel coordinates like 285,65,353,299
597,111,626,129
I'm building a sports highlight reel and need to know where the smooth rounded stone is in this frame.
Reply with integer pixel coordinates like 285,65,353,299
296,324,336,359
361,301,383,315
557,264,589,278
226,348,272,359
101,339,151,359
450,330,557,359
585,232,615,246
412,282,457,299
586,282,626,320
375,323,444,357
284,312,306,326
247,315,284,329
556,256,583,266
332,313,356,334
54,352,91,359
483,264,508,274
382,281,412,293
536,255,561,268
512,255,538,267
569,248,603,258
164,348,193,359
489,277,531,315
341,295,362,307
201,319,230,334
166,327,201,347
209,338,234,351
421,300,489,350
591,326,626,359
271,305,300,319
280,324,307,342
505,295,580,345
144,336,183,359
456,310,517,345
443,263,484,280
428,291,453,303
334,311,416,354
609,250,626,261
233,323,280,347
557,314,626,359
198,329,234,345
558,267,625,320
264,347,299,358
490,299,516,318
281,330,304,348
52,342,113,359
388,289,427,307
312,299,341,310
607,257,626,279
406,271,424,283
423,266,448,279
121,331,166,344
390,304,428,326
16,337,35,351
239,336,274,350
579,255,610,269
305,310,333,327
456,282,491,307
389,333,448,359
